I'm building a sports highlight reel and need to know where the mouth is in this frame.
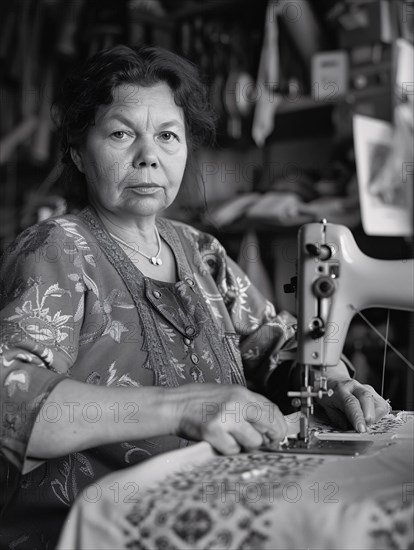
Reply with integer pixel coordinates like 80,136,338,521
130,182,161,188
128,183,162,194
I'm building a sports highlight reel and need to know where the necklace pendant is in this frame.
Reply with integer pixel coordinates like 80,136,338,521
156,258,162,266
150,257,157,265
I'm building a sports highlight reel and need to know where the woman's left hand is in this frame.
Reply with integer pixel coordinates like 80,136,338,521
316,367,391,433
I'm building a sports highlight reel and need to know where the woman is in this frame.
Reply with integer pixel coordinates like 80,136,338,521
0,45,388,549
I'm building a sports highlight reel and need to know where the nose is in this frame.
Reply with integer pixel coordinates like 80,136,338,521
132,137,158,169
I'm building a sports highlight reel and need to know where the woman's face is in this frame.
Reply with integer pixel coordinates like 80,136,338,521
71,82,188,223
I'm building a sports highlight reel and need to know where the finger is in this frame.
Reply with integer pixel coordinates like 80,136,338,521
363,385,391,422
356,384,391,423
230,421,265,450
374,398,391,421
243,399,288,439
255,413,288,441
245,417,288,447
340,392,367,433
205,429,241,456
352,385,377,425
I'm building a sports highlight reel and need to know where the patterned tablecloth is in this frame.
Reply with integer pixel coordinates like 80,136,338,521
57,412,414,550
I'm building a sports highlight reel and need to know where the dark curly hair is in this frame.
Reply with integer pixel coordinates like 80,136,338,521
52,44,217,208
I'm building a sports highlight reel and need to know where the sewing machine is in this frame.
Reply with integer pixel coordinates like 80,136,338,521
283,219,414,453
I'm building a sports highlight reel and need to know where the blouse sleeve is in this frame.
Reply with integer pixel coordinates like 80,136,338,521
196,230,299,409
0,220,87,473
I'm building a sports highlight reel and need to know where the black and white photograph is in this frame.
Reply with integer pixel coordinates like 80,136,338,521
0,1,413,549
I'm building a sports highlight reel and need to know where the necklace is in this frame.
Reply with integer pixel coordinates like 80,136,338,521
109,226,163,266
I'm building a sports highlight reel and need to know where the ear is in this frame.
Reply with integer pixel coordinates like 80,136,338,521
70,147,85,174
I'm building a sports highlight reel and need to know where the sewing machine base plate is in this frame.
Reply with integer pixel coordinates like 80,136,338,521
263,437,373,456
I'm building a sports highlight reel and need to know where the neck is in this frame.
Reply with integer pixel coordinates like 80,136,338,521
93,205,157,246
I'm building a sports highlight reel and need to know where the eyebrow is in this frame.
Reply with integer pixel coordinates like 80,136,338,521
158,120,185,130
104,114,185,130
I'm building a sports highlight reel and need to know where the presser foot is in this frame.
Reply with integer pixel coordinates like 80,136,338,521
262,432,373,456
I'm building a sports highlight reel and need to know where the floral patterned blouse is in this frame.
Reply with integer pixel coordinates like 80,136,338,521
0,206,296,549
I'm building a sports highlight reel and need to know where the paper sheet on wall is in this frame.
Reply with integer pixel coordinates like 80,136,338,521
353,114,413,236
395,38,414,101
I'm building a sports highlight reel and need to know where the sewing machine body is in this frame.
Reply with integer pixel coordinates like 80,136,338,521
283,220,414,452
297,221,414,368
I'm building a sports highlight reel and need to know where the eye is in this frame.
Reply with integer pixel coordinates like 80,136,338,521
111,131,129,140
158,131,178,143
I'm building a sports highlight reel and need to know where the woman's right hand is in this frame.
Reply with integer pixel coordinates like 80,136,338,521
166,383,287,455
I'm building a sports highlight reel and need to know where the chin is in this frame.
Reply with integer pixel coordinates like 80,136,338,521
123,203,166,219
